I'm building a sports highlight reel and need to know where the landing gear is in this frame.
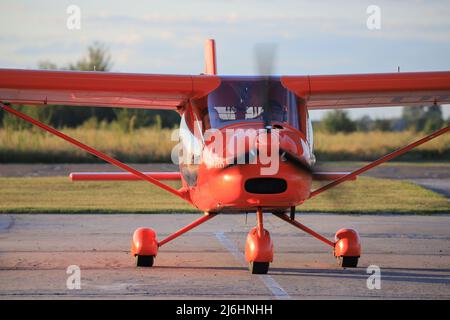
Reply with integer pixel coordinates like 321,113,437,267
136,255,154,267
249,261,270,274
130,213,218,268
334,228,361,268
337,256,359,268
129,211,362,272
245,207,273,275
131,228,158,267
273,213,362,269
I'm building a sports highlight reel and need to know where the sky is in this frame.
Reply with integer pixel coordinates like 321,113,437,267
1,0,449,120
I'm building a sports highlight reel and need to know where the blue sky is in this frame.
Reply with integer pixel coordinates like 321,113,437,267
1,0,449,120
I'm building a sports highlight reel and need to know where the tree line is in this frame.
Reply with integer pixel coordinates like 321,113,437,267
318,105,447,134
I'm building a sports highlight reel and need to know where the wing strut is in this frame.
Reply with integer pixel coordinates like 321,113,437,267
0,103,190,203
309,124,450,198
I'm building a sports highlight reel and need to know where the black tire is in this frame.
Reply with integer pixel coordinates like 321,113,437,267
136,255,154,267
249,261,270,274
337,256,359,268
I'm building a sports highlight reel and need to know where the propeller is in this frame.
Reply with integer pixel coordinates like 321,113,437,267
254,43,277,130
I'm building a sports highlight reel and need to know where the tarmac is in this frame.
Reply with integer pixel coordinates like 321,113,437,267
0,213,449,299
0,162,449,299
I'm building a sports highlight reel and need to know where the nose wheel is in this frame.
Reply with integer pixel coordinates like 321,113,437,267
136,255,155,267
249,261,270,274
337,256,359,268
245,207,274,274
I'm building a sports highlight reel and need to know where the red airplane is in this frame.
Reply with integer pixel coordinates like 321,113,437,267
0,39,449,274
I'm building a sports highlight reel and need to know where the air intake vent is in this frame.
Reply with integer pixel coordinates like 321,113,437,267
245,178,287,194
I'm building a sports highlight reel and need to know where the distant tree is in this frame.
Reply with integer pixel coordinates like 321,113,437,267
68,42,112,72
146,110,180,128
114,109,150,132
402,105,444,133
402,106,426,131
355,115,372,132
2,104,52,131
373,119,393,131
392,118,407,132
423,104,444,133
322,110,356,133
37,60,58,70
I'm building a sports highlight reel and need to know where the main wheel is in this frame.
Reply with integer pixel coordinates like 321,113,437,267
337,256,359,268
135,255,154,267
249,261,270,274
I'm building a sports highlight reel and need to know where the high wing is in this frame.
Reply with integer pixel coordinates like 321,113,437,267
281,71,450,109
0,68,220,109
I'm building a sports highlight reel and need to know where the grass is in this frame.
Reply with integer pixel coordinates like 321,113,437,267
313,130,450,161
0,176,448,214
0,128,449,163
0,127,177,163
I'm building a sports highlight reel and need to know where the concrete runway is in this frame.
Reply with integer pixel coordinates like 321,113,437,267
0,213,449,299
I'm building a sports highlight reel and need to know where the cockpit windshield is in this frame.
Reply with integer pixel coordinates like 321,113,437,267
207,77,299,129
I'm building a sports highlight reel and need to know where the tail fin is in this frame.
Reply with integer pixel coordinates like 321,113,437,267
204,39,217,75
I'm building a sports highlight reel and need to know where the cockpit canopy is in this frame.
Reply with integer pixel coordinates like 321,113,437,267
207,77,299,129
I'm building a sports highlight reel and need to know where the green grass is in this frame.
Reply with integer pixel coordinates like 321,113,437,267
0,176,448,214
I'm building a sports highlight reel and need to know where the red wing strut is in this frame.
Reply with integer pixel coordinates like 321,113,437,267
312,172,356,181
309,125,450,198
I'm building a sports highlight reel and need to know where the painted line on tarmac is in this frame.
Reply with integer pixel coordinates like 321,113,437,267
214,232,290,300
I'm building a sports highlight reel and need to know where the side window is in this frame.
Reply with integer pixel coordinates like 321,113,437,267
306,113,314,153
179,111,202,165
178,111,202,186
287,91,300,130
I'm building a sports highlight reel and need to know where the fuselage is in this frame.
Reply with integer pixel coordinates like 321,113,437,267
177,76,315,213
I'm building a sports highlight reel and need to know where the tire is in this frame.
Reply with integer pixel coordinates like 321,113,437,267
136,255,154,267
337,256,359,268
249,261,270,274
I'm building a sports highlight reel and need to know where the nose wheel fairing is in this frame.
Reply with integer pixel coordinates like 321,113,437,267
245,207,274,274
